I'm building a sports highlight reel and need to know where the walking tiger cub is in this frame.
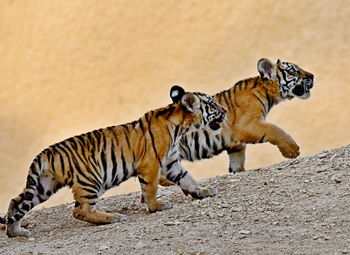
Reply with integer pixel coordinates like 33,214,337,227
0,86,226,238
177,58,314,173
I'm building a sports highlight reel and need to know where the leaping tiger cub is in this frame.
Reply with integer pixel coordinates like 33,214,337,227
176,58,314,174
0,85,226,238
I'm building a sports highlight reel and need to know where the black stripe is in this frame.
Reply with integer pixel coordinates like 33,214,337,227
101,142,108,185
201,147,208,158
37,182,45,195
155,106,175,118
111,145,118,185
253,94,267,114
221,91,232,112
121,125,131,149
24,192,34,200
138,118,145,135
203,130,211,148
121,152,129,182
259,134,265,143
166,159,178,170
82,194,98,200
138,177,148,185
76,175,98,191
58,150,66,176
194,132,200,159
81,187,98,194
174,125,180,139
265,89,272,111
147,115,162,167
26,175,36,187
252,78,259,88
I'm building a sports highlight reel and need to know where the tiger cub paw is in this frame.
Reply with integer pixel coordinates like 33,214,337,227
279,140,300,158
229,167,245,174
148,201,173,213
7,225,30,238
188,187,218,199
111,214,128,223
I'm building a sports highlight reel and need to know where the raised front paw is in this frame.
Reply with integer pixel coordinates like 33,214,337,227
186,187,218,199
278,140,300,158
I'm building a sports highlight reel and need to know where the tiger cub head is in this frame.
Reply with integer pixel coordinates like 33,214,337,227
170,85,227,134
258,58,314,100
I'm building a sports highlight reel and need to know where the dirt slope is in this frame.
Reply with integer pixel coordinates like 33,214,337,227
0,145,349,255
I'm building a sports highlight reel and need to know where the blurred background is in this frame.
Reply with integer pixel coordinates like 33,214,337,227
0,0,349,211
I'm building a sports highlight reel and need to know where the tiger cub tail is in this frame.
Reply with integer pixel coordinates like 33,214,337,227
5,152,63,237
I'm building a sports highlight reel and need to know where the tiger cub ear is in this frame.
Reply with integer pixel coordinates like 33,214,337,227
181,93,200,112
257,58,276,80
170,85,186,103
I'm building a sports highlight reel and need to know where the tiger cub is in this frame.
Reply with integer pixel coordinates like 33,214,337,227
0,85,226,238
176,58,314,173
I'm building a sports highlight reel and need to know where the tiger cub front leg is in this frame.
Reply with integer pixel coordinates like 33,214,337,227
164,161,218,199
72,186,126,224
227,144,246,174
138,166,172,213
240,122,300,158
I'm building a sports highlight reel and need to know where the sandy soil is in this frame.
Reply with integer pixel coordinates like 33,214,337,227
0,145,349,255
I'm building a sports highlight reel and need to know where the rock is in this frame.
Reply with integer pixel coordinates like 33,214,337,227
164,220,182,226
231,207,242,212
99,244,109,251
0,240,7,247
135,241,145,249
28,238,35,242
238,230,251,235
316,167,327,173
331,174,343,183
21,219,30,228
220,203,230,208
318,152,330,159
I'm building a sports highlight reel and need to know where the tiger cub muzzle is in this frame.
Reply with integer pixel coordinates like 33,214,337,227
292,72,314,98
208,108,227,131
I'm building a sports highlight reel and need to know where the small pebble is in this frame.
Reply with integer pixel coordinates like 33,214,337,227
231,207,242,212
135,241,145,249
164,221,182,226
331,174,343,183
99,244,109,251
238,230,251,235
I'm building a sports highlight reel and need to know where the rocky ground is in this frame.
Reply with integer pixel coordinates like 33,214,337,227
0,145,349,255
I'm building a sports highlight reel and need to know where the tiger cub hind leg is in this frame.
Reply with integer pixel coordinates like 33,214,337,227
72,187,127,224
6,193,30,238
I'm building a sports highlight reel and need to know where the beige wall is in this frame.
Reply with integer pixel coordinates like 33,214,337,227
0,0,349,211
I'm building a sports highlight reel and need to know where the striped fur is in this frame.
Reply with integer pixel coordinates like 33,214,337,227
1,86,226,238
178,58,314,174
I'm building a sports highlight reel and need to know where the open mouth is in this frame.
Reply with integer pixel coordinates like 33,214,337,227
209,120,221,130
292,85,309,96
208,115,226,131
